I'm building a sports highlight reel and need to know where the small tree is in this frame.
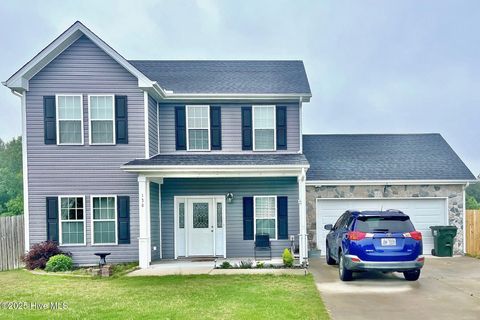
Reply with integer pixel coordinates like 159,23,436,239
466,195,480,210
282,248,294,267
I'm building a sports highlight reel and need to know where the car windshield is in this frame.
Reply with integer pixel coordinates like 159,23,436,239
355,216,415,233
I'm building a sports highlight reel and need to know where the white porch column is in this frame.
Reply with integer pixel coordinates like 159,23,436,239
138,175,151,269
298,168,308,264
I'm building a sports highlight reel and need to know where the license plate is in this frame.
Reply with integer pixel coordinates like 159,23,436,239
381,238,396,246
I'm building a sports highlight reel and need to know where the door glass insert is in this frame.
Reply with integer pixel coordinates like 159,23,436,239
179,202,185,229
193,203,209,228
216,202,223,228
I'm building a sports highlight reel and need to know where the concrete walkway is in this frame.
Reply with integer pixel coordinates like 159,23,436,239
310,256,480,320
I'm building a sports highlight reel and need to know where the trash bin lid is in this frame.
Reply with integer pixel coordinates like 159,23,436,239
429,225,457,231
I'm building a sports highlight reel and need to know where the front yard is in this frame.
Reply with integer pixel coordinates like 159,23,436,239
0,269,328,319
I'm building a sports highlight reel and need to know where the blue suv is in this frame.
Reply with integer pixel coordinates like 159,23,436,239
324,210,424,281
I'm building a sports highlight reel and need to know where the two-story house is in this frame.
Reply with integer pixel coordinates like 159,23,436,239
4,22,476,268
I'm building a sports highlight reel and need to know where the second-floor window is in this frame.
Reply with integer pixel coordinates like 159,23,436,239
56,94,83,145
89,95,115,144
186,105,210,151
253,105,276,151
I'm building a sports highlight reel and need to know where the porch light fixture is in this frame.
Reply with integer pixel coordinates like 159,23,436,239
226,192,234,203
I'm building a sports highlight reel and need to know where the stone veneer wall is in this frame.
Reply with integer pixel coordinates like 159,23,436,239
306,184,465,254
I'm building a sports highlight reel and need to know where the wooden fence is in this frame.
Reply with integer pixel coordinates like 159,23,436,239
466,210,480,256
0,215,24,271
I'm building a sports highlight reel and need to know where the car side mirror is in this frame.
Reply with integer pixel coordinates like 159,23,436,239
324,224,333,231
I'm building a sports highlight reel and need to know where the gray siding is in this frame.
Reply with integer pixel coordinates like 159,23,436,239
161,177,299,258
158,103,300,153
26,35,144,265
148,94,158,157
150,182,161,261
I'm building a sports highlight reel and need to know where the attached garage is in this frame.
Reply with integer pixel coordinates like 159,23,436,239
302,134,477,256
316,198,447,255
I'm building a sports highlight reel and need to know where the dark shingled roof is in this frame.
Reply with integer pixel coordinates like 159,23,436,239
128,60,311,95
303,134,476,181
124,153,309,167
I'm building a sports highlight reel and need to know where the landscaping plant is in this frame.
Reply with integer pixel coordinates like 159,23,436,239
282,248,294,267
219,261,232,269
45,254,73,272
22,241,70,270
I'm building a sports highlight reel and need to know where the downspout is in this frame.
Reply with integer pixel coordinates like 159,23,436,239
462,182,469,254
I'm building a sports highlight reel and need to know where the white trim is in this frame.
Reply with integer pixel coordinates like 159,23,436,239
306,180,476,186
20,92,29,252
144,91,150,158
298,98,303,154
87,94,116,145
156,100,160,154
252,105,276,151
254,195,278,240
58,195,87,246
90,195,118,246
55,94,84,145
186,105,211,151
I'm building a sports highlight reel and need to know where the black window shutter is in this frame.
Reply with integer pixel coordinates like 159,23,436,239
210,106,222,150
243,197,254,240
117,196,130,244
46,197,59,242
175,106,186,150
115,96,128,144
276,106,287,150
241,106,252,150
44,96,56,144
277,196,288,240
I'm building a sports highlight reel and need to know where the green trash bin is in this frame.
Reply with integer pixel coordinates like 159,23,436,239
429,226,457,257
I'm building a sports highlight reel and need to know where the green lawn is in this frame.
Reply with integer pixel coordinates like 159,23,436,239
0,269,328,319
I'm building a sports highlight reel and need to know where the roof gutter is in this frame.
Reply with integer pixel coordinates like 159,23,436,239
306,179,478,186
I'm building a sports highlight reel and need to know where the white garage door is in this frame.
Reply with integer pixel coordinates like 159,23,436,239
316,198,447,256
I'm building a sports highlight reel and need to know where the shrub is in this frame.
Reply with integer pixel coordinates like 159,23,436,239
45,254,73,272
239,260,253,269
282,248,294,268
219,261,232,269
22,241,70,270
256,261,265,268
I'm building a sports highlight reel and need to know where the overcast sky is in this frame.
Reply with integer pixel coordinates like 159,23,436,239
1,0,479,176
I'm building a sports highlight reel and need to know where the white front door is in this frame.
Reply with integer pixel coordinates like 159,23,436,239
188,198,214,256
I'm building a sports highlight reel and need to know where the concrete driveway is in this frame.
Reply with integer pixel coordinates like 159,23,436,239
310,256,480,320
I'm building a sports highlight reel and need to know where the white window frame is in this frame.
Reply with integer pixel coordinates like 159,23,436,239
88,94,116,145
253,195,278,240
58,195,86,246
252,105,276,151
90,195,118,246
56,94,84,145
186,105,210,151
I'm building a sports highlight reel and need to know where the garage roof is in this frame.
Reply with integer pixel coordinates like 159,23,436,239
303,134,476,182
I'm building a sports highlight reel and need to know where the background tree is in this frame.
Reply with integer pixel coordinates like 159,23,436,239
0,137,23,216
466,183,480,210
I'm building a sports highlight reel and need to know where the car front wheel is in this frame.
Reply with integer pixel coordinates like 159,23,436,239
338,252,353,281
326,243,336,265
403,269,421,281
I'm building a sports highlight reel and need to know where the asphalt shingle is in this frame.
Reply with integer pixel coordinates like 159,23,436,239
302,134,476,181
129,60,311,95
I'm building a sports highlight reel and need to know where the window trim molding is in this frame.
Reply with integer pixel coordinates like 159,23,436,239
88,94,116,145
58,195,86,246
90,195,118,246
252,105,276,151
186,105,211,151
55,94,84,146
253,195,278,240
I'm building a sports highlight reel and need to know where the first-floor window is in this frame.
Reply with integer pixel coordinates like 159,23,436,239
57,95,83,145
59,196,85,245
254,196,277,239
92,196,117,244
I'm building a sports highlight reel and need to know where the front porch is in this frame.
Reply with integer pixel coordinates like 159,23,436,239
122,156,309,269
